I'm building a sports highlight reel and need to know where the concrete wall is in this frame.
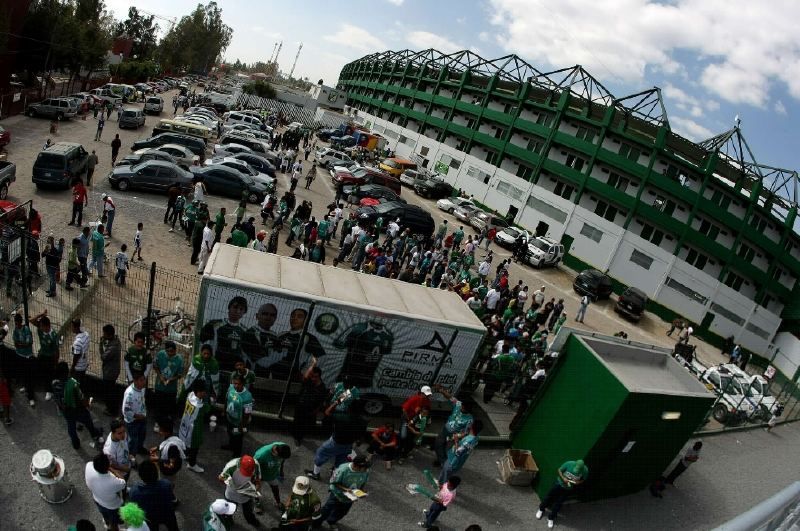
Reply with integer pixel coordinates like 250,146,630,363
772,333,800,381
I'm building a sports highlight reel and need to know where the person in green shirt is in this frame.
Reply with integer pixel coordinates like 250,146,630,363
89,224,106,277
30,310,60,402
230,224,248,247
184,200,198,240
124,332,153,384
223,372,253,457
254,442,292,509
317,216,330,244
178,344,221,406
214,207,227,243
453,226,465,248
280,476,322,530
319,456,371,528
483,343,517,403
373,215,384,234
54,362,103,449
65,237,86,290
12,313,35,406
552,311,568,336
233,360,256,391
202,498,236,530
153,340,184,430
537,459,589,527
234,200,247,226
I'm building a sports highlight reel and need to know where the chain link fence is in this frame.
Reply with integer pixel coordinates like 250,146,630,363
235,93,344,129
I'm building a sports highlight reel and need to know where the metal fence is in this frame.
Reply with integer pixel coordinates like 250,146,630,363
0,76,111,120
235,93,344,129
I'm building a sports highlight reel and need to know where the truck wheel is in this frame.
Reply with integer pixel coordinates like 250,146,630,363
0,183,8,200
117,179,131,192
361,394,390,416
712,403,729,423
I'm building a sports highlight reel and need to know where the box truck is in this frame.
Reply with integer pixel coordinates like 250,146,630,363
196,245,486,415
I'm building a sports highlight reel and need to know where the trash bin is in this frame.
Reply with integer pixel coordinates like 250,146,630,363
498,449,538,486
30,449,73,504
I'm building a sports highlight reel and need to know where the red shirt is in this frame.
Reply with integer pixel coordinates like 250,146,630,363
373,426,398,446
72,183,87,205
402,393,431,419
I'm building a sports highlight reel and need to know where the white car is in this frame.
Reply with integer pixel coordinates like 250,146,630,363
699,365,757,424
178,114,218,129
721,364,783,419
437,196,474,213
453,204,481,223
151,144,200,169
495,227,532,248
224,111,265,131
315,148,352,168
213,143,253,157
329,161,360,178
524,236,565,268
223,123,272,140
144,96,164,114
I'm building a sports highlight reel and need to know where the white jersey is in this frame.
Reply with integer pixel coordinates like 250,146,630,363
178,392,204,447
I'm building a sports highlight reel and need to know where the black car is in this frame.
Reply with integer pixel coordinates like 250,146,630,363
356,201,434,239
131,133,206,158
118,150,180,169
108,160,193,193
615,286,648,322
316,128,343,141
190,165,269,204
342,184,405,205
573,269,614,301
231,152,276,178
414,179,453,199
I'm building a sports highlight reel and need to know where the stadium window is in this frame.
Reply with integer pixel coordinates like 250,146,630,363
516,164,534,181
685,248,709,271
565,154,585,172
553,181,575,200
724,271,745,291
630,249,654,270
580,223,603,243
607,172,630,192
527,138,544,153
594,200,619,222
640,223,664,246
737,243,755,262
618,143,642,162
575,126,596,143
697,218,720,240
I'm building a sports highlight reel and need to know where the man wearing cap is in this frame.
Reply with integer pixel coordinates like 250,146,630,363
536,459,589,528
102,194,116,238
203,499,237,531
320,456,370,530
280,476,322,530
253,441,292,510
399,386,432,457
219,455,262,528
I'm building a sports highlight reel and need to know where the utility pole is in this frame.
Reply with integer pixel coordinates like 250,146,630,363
273,41,283,67
288,42,303,80
269,42,278,63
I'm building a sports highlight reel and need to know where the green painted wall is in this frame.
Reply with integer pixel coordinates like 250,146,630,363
511,334,628,498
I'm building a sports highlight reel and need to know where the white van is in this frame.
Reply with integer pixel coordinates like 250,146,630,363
224,111,264,130
144,96,164,115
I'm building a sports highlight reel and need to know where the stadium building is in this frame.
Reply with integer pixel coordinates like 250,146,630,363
336,48,800,366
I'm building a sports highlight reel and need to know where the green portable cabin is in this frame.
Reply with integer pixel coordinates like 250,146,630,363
512,331,715,501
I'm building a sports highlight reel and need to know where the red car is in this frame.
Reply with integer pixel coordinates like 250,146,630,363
332,167,402,194
0,126,10,148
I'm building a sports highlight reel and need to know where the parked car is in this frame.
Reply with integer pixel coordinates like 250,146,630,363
223,111,265,131
204,158,274,188
524,235,565,268
356,201,434,239
332,166,384,187
573,269,614,301
144,96,164,114
379,157,417,178
0,161,16,199
470,212,509,233
119,108,145,129
0,125,10,148
414,179,453,199
108,160,193,193
217,134,269,156
453,204,481,223
494,227,532,249
342,184,405,205
118,149,181,169
191,165,269,203
329,160,360,177
131,133,207,158
331,135,356,149
32,142,88,188
614,286,648,321
26,97,78,120
229,152,276,178
718,364,781,420
400,169,423,187
213,143,253,158
146,144,199,169
699,365,757,424
316,148,352,168
436,196,474,213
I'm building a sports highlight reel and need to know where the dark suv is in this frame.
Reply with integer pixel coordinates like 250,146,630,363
32,142,89,188
356,201,434,239
573,269,614,301
131,133,206,158
615,287,648,321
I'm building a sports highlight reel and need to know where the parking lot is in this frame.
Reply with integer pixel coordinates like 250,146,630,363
0,86,787,436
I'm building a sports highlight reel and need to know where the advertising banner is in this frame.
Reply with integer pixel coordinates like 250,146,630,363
197,280,483,399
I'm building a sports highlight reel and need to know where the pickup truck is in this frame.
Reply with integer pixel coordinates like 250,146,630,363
0,160,16,200
89,88,122,106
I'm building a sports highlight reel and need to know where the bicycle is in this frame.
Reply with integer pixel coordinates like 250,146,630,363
128,298,195,350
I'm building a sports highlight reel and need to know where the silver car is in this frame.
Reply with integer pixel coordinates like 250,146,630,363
26,97,78,120
454,204,481,223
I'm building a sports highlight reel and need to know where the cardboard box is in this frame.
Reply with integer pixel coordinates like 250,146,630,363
499,449,538,486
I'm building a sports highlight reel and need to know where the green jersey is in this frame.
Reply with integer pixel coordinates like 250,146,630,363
154,350,184,393
91,230,105,257
67,247,79,271
231,229,248,247
557,460,589,489
125,346,152,374
329,462,369,502
181,354,221,397
202,507,233,531
178,391,211,449
234,368,256,390
317,220,329,239
13,325,33,358
184,204,197,224
215,211,227,236
492,353,517,380
283,491,322,523
37,329,59,358
225,384,254,426
254,442,289,481
63,377,83,409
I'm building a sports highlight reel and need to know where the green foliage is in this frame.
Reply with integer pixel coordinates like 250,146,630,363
114,6,159,60
109,60,160,81
158,1,233,73
242,80,276,99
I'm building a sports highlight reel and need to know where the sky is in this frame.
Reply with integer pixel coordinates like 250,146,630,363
105,0,799,174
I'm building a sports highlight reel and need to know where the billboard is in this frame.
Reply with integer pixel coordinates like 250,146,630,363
196,280,483,398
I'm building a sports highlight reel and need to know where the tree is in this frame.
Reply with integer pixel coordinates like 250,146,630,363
158,1,232,73
242,80,276,99
115,6,159,60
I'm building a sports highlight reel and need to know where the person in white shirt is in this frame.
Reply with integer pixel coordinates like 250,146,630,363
485,288,501,312
517,286,529,308
104,419,132,478
193,180,206,203
70,318,90,383
478,259,491,280
198,220,215,273
85,453,127,530
332,204,344,237
532,286,546,307
122,372,148,456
